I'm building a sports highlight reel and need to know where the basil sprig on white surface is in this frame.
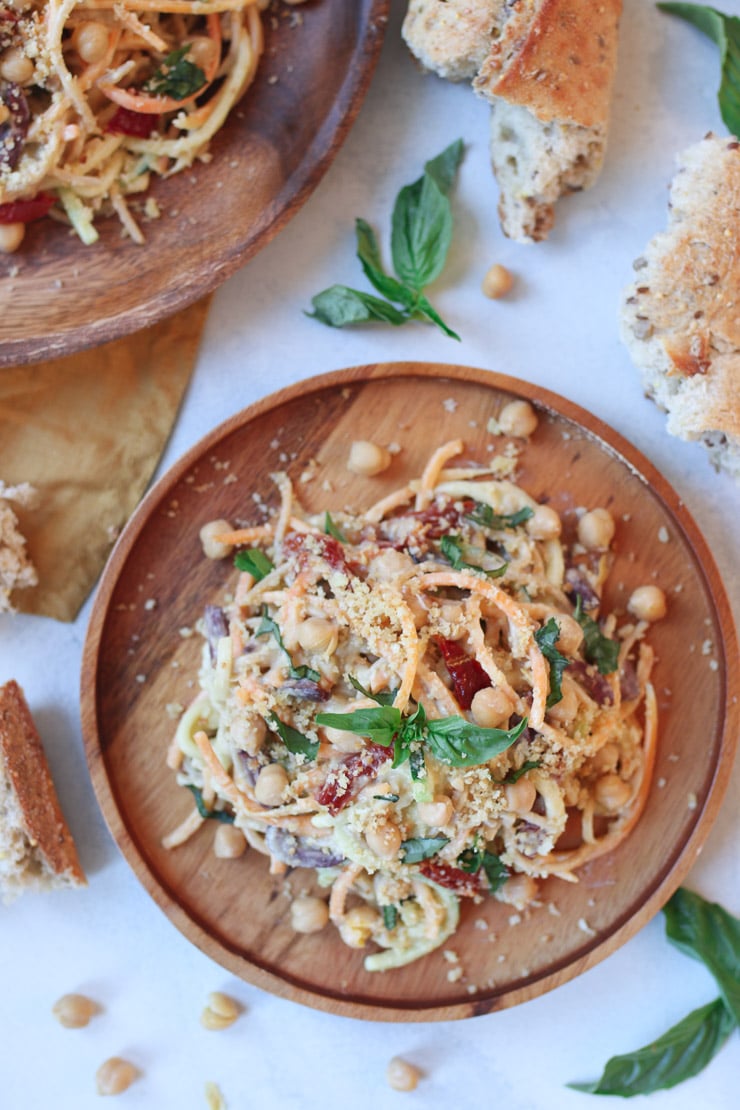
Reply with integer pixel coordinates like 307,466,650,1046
569,888,740,1096
308,140,464,339
658,3,740,137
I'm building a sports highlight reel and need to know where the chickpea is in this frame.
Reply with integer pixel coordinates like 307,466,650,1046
233,712,266,758
526,504,562,540
213,823,247,859
296,616,338,655
365,819,402,860
470,685,515,729
546,683,578,726
482,263,515,299
594,772,631,813
590,741,620,775
0,222,25,254
499,399,538,438
199,518,233,559
184,35,219,74
386,1057,421,1092
553,613,584,656
496,872,538,910
96,1058,139,1097
200,991,241,1030
290,894,329,934
338,903,379,948
0,47,34,85
504,777,537,814
52,993,99,1029
417,795,454,827
628,585,667,623
578,507,615,550
254,762,288,807
368,548,414,581
347,440,392,477
322,724,365,753
73,21,110,65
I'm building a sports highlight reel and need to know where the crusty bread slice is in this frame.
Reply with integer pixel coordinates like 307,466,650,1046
620,135,740,482
402,0,502,83
0,482,38,614
0,680,86,903
474,0,622,241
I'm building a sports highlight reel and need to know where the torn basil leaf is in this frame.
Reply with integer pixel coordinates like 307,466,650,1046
658,4,740,139
465,503,534,530
267,711,319,760
324,512,347,542
186,785,235,823
574,596,619,675
534,617,569,707
234,548,274,580
400,836,449,864
425,715,527,768
663,887,740,1024
440,533,507,579
383,904,398,930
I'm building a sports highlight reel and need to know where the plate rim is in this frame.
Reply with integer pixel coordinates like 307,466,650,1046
0,0,390,369
81,360,740,1022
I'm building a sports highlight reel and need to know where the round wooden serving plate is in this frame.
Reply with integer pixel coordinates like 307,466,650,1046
82,363,738,1022
0,0,389,368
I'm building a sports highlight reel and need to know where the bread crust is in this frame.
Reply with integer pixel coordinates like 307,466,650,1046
0,680,85,888
475,0,622,128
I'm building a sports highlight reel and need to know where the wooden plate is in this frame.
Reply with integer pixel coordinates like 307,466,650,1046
0,1,389,368
81,363,738,1021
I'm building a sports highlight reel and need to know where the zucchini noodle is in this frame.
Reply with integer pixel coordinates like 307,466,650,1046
0,0,268,245
165,440,659,972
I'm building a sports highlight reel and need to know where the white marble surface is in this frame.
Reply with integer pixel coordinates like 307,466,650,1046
2,1,738,1106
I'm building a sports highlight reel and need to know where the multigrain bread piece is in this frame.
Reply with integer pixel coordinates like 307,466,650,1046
474,0,623,241
0,680,86,903
0,482,38,614
402,0,500,82
620,135,740,482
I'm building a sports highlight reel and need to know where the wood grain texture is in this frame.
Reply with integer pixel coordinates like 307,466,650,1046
81,362,739,1022
0,0,389,368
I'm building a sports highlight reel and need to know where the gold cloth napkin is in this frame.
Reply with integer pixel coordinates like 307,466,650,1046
0,299,210,621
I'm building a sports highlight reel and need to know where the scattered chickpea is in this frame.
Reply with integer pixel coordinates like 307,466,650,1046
496,872,539,910
578,507,615,550
368,548,415,581
386,1056,421,1092
0,47,34,85
347,440,392,477
232,712,266,757
296,616,338,655
52,993,99,1029
594,772,632,813
503,777,537,814
628,585,667,623
470,685,515,729
254,762,288,807
498,399,538,438
199,518,234,560
546,683,578,726
72,21,110,65
183,34,219,72
481,262,515,299
365,819,402,860
526,504,562,541
213,823,247,859
290,894,330,934
321,724,365,753
0,222,25,254
590,741,620,775
417,795,454,828
339,904,379,948
200,991,241,1031
96,1057,139,1097
552,613,584,655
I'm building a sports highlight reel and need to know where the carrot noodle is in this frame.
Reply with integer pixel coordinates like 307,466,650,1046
165,440,660,973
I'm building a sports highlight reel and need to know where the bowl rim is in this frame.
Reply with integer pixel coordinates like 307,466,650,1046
81,361,740,1021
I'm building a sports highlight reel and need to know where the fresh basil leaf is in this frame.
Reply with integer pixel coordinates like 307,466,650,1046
309,286,409,327
355,219,416,307
568,997,735,1096
324,512,347,542
268,711,319,760
374,793,400,802
391,172,452,291
348,674,397,707
256,607,319,682
186,784,235,823
424,138,465,195
392,702,426,768
534,617,570,708
457,844,508,893
315,705,401,747
145,45,206,100
383,904,398,930
658,3,740,138
500,760,541,784
409,746,426,782
426,716,528,768
234,548,274,580
663,887,740,1024
440,533,507,579
574,596,619,675
400,836,449,864
465,503,534,531
411,291,461,340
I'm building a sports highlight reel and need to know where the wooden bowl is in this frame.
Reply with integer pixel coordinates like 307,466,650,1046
0,1,389,368
81,362,738,1021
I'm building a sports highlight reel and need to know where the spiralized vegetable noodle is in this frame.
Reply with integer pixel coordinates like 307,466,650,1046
166,440,658,972
0,0,266,244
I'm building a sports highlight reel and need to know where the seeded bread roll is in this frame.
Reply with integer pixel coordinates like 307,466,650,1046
620,135,740,482
402,0,500,83
0,680,86,903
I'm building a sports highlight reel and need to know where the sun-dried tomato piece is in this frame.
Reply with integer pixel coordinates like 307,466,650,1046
419,859,483,897
283,531,360,578
106,106,160,137
315,742,391,816
436,637,491,709
409,499,474,539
